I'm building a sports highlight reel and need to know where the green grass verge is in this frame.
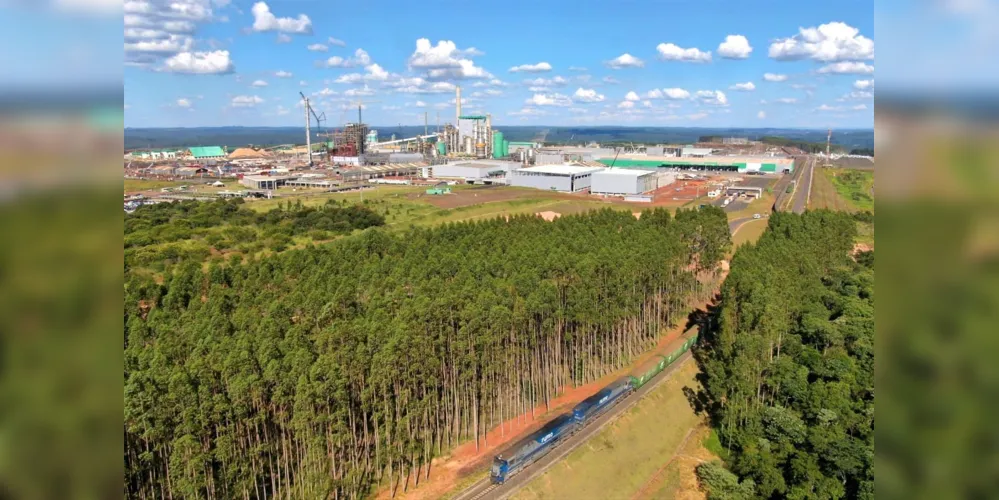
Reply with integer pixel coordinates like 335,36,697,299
828,169,874,212
811,168,874,213
512,360,702,500
702,429,728,461
732,219,768,247
124,179,191,192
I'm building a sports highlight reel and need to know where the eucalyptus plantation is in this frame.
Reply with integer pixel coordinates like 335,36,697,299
124,206,729,499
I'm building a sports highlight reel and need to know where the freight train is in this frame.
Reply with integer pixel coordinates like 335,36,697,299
489,326,700,484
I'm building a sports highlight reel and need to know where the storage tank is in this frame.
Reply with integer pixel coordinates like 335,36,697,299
493,131,504,159
437,142,446,156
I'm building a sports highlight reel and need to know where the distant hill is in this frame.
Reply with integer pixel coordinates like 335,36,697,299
124,126,873,152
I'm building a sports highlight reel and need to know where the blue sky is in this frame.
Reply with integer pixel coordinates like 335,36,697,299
123,0,875,128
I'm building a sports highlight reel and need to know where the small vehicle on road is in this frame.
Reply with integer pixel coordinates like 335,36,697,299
753,213,762,219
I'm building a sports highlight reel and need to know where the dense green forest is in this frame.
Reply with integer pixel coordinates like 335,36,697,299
125,199,385,272
695,211,874,499
124,207,730,499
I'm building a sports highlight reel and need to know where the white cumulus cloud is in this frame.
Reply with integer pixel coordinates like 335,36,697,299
605,53,644,69
618,100,635,109
344,85,375,97
696,90,728,106
509,62,552,73
656,43,712,62
624,91,640,101
274,70,292,78
663,88,691,100
757,111,766,119
176,98,191,108
163,50,233,74
509,107,544,116
769,22,874,62
854,79,874,90
408,38,490,80
817,61,874,74
328,36,346,47
231,95,264,107
573,88,605,103
718,35,753,59
525,93,572,107
251,1,311,34
275,33,291,44
251,79,268,87
307,43,328,52
326,48,372,68
645,89,664,99
729,82,756,91
774,97,799,104
763,73,788,82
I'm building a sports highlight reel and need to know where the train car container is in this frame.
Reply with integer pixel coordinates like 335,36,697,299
490,413,577,484
572,377,633,423
629,354,668,389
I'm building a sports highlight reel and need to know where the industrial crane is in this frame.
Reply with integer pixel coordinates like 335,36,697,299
299,92,327,166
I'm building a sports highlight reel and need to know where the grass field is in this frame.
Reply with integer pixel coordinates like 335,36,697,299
732,219,768,247
124,179,192,192
809,168,874,212
636,425,719,500
512,359,703,500
244,185,651,230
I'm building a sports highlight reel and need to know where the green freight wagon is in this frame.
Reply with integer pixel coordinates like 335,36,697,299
629,355,668,389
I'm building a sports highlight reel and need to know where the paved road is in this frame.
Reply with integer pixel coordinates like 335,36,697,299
791,156,814,214
451,353,694,500
729,216,758,235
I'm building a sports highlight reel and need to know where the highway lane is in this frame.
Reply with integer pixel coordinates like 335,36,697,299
451,352,694,500
791,156,814,214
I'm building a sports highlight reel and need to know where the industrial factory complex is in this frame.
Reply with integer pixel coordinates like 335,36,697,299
125,84,801,209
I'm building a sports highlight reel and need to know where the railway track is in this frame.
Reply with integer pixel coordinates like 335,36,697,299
451,352,694,500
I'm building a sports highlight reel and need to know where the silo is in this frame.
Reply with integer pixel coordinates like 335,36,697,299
493,131,504,159
437,142,446,156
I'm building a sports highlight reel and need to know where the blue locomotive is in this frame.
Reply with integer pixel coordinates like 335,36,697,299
490,414,577,484
571,377,633,423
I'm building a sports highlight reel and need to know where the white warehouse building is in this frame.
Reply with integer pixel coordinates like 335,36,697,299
510,165,604,192
433,160,519,181
591,168,658,195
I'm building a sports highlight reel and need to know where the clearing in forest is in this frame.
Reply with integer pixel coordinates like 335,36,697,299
512,359,704,500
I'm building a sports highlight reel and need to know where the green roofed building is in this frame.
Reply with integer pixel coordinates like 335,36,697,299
187,146,227,159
